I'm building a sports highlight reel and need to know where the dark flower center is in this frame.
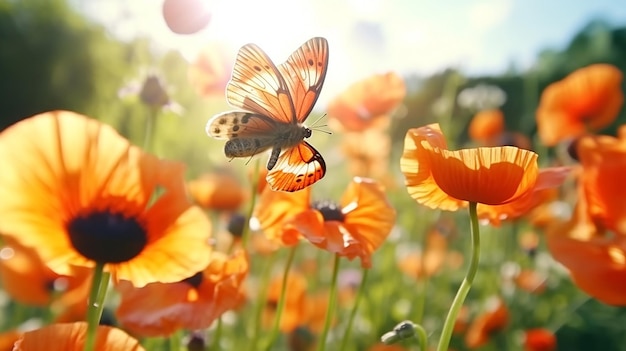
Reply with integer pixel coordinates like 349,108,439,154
67,211,147,264
227,213,247,238
312,200,345,222
182,272,204,288
566,137,581,161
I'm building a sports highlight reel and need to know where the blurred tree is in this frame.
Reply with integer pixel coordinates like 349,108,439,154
398,19,626,147
0,0,138,129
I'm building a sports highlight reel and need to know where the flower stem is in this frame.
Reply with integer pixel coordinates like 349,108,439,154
83,262,109,351
143,107,159,153
339,268,369,351
436,202,480,351
242,159,260,248
209,318,223,351
317,254,341,351
264,244,299,351
169,330,181,351
247,252,276,351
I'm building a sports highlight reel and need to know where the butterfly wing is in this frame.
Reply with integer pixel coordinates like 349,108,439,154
266,141,326,192
226,43,295,124
206,111,278,139
278,37,329,123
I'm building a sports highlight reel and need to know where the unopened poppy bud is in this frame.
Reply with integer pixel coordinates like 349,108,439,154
139,75,170,108
381,320,418,344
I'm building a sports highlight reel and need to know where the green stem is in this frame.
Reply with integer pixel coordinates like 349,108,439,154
436,202,480,351
264,244,299,351
317,254,341,351
143,107,159,153
83,262,109,351
168,330,181,351
242,159,260,248
415,323,428,351
339,268,369,351
210,318,223,351
247,252,276,351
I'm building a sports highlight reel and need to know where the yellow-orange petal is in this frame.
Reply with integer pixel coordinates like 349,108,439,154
340,177,396,264
403,123,539,208
116,250,248,336
13,322,144,351
428,146,538,205
401,124,466,211
253,186,311,244
0,111,213,288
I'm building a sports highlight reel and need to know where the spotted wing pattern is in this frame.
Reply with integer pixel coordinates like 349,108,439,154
225,43,295,124
278,37,329,123
267,141,326,192
206,111,277,140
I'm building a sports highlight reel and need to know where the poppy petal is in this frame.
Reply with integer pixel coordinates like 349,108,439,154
14,322,144,351
427,145,538,205
401,124,466,210
116,250,248,336
0,111,212,287
340,177,396,257
253,187,311,244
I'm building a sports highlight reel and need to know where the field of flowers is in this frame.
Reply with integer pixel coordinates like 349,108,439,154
1,1,626,351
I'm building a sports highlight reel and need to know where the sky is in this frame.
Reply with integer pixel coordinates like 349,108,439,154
75,0,626,104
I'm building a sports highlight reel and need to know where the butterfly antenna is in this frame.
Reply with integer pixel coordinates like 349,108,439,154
309,113,327,128
311,127,332,135
309,113,333,135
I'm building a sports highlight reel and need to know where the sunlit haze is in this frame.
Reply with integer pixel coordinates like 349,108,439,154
75,0,626,106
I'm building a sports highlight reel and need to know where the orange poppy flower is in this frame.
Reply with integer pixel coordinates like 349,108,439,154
0,236,91,318
515,269,547,294
546,189,626,305
282,177,396,268
536,64,624,146
465,297,509,348
575,133,626,233
116,249,248,336
0,111,212,287
13,322,144,351
328,72,406,132
187,170,248,212
468,109,505,143
524,328,557,351
340,129,393,183
264,271,308,333
188,42,232,98
401,123,539,211
252,186,312,246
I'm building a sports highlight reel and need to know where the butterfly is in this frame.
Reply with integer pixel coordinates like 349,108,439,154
206,37,329,192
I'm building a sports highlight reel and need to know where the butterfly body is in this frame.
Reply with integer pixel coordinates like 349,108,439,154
206,37,329,192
